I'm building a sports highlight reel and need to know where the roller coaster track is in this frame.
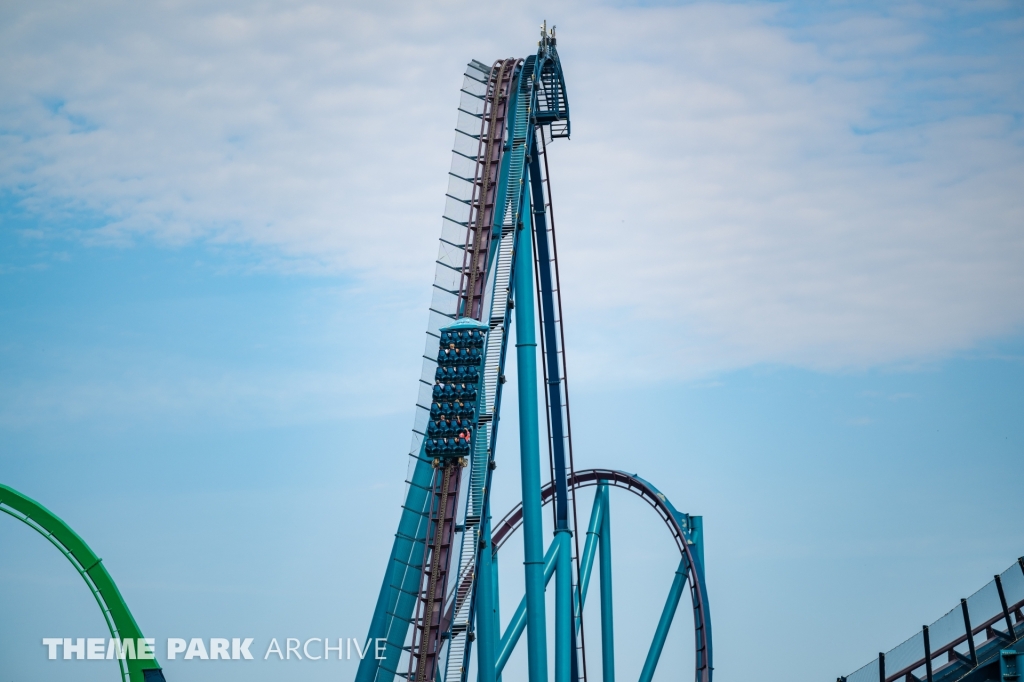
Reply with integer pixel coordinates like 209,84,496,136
0,484,165,682
458,58,518,323
439,56,528,682
406,57,521,682
357,27,712,682
490,469,713,682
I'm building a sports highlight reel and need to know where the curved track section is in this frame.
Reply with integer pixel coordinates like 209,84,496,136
0,484,165,682
491,469,713,682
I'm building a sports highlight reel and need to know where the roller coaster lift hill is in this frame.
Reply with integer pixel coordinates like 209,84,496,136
355,23,713,682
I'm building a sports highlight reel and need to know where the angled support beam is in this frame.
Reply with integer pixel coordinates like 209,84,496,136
987,627,1014,645
949,649,972,667
574,486,605,632
496,540,560,675
637,558,689,682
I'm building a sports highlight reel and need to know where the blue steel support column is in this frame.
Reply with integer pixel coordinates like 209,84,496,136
575,488,605,631
477,512,497,682
514,200,549,682
598,484,615,682
497,540,559,674
494,553,503,682
637,559,689,682
555,529,572,682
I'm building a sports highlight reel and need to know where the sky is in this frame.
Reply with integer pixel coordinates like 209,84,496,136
1,1,1022,681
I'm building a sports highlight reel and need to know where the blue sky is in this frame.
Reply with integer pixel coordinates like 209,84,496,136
1,1,1022,681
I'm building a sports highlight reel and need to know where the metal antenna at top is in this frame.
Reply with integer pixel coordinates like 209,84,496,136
539,20,556,49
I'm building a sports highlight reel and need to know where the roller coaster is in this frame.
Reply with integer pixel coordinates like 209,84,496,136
355,24,712,682
0,27,714,682
5,23,1022,682
0,484,166,682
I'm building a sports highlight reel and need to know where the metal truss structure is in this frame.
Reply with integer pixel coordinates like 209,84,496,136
14,23,1019,682
356,25,713,682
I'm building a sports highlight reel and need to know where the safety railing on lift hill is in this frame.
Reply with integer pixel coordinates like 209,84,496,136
413,59,493,468
360,59,493,682
442,56,524,682
841,558,1024,682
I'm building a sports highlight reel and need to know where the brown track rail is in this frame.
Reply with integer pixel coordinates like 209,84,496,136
409,460,463,682
458,59,518,321
407,58,520,682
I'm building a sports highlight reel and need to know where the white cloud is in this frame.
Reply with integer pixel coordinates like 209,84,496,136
552,2,1024,377
1,0,1022,379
